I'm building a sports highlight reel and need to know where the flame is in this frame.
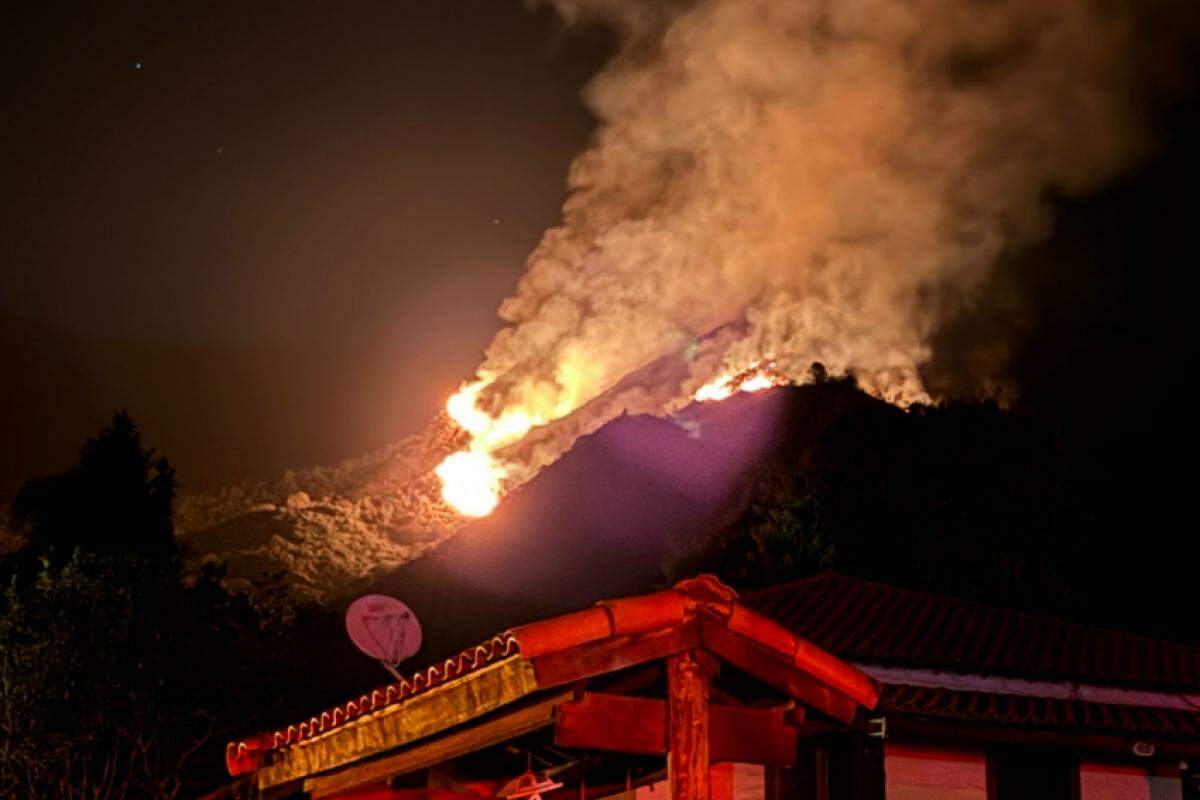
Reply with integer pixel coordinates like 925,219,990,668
436,378,511,516
436,375,551,517
694,361,789,402
434,450,505,518
435,360,792,517
435,361,600,516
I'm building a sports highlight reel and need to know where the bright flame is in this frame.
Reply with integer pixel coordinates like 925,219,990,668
435,361,603,516
434,450,506,517
436,375,546,517
445,376,545,451
435,360,791,517
694,361,789,402
694,378,738,403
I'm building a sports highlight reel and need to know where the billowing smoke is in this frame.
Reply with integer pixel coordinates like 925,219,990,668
442,0,1194,505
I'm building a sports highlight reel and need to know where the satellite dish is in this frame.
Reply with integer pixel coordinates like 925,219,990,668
345,594,423,680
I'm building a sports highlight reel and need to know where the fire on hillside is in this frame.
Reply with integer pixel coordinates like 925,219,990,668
434,360,790,517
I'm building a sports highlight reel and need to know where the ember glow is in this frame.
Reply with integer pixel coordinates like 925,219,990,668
432,0,1164,518
435,364,598,515
436,374,553,516
445,376,539,451
435,359,793,517
434,450,505,518
436,378,517,516
694,361,790,403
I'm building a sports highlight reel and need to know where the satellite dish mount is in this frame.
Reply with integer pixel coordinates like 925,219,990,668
345,595,424,680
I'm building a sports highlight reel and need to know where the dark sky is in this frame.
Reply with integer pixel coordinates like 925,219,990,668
0,1,611,493
2,0,1199,502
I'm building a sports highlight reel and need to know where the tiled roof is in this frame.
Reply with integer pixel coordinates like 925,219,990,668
881,684,1200,739
748,574,1200,690
225,632,521,775
226,575,880,780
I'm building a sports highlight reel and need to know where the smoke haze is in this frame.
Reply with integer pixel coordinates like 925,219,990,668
467,0,1195,457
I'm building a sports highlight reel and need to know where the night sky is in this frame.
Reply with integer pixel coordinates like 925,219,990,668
0,1,611,493
3,0,1199,504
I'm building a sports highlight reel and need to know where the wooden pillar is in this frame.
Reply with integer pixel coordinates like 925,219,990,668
667,650,713,800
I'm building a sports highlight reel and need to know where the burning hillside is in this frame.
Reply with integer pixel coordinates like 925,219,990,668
179,0,1193,596
434,356,790,517
423,0,1173,517
175,353,800,597
175,413,467,595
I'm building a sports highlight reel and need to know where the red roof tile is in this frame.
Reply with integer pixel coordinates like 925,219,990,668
225,632,520,776
881,684,1200,739
510,574,879,709
227,576,880,778
748,574,1200,690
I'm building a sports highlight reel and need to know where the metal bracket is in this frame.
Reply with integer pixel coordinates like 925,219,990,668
867,716,888,740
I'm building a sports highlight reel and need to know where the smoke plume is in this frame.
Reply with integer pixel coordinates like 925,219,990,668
459,0,1192,476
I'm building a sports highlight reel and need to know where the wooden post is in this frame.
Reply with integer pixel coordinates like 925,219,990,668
667,650,713,800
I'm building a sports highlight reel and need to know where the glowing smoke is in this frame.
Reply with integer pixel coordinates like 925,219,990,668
437,0,1190,514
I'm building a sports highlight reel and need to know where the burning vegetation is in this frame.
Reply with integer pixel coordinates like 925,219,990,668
6,2,1200,796
693,361,791,404
429,0,1184,518
435,360,791,515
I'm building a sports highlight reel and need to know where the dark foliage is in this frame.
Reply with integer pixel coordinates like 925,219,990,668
0,413,306,799
10,410,177,560
678,380,1195,642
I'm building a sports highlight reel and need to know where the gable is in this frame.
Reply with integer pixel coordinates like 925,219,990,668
225,575,879,794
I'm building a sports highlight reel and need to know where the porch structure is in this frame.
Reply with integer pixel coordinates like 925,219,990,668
214,575,879,800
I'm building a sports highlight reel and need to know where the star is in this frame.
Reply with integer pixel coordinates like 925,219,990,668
134,61,144,71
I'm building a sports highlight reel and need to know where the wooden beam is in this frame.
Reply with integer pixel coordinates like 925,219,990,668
556,692,666,756
710,705,796,767
531,622,699,689
554,692,798,766
591,662,665,696
304,691,573,799
667,650,713,800
700,618,859,726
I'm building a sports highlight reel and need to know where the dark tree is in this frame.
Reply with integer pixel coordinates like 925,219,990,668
676,381,1187,639
0,413,303,799
10,411,177,560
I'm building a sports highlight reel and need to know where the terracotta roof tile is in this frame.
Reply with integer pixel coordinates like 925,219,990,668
226,576,881,778
224,632,520,775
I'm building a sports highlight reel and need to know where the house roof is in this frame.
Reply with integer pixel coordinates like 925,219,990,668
880,684,1200,740
748,574,1200,691
225,575,879,791
225,631,523,774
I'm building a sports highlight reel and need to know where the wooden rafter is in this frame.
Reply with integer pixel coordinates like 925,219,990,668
554,692,798,766
216,576,880,799
699,617,860,725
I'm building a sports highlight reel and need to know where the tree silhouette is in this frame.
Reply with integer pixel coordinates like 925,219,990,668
0,412,301,798
10,411,176,560
676,381,1188,639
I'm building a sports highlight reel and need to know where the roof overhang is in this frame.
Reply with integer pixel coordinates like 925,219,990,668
226,575,880,795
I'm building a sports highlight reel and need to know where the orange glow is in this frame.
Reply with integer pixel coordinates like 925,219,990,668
436,376,534,517
436,363,599,516
436,359,790,517
694,361,789,402
434,450,505,517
